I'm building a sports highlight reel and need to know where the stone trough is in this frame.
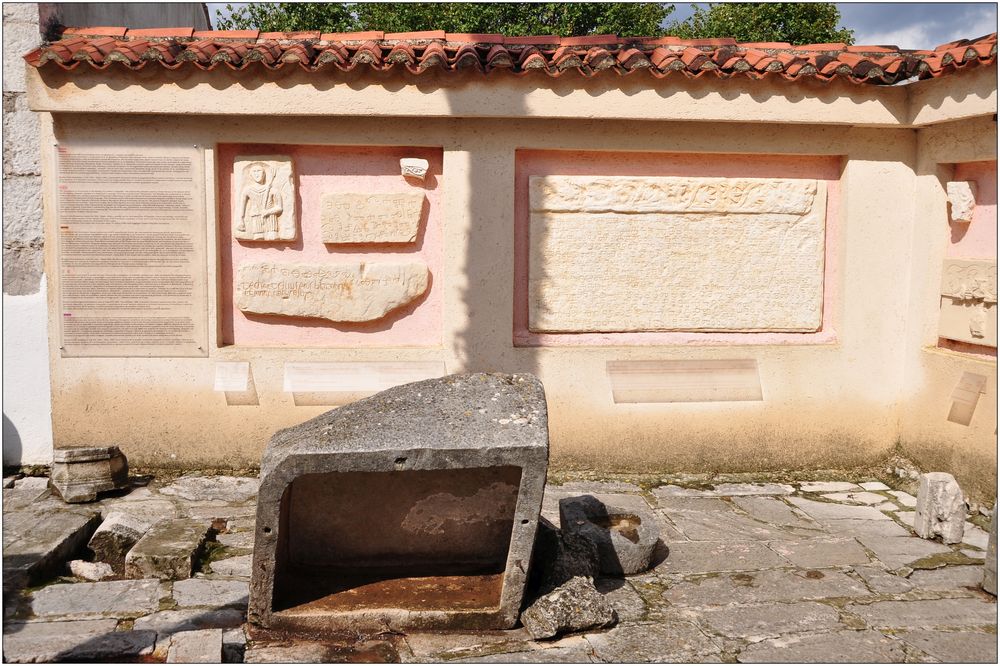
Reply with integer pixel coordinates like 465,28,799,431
248,373,549,634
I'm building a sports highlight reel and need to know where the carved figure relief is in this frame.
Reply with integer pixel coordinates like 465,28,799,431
939,259,997,347
233,156,297,241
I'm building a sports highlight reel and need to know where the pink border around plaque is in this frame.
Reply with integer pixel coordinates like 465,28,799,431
513,149,842,347
218,144,444,348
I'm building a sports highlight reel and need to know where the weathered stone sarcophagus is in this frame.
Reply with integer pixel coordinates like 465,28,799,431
248,373,549,633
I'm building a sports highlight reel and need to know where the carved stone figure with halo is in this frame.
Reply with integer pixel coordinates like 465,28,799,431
233,155,297,241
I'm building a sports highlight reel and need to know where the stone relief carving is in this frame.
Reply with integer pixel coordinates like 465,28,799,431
400,158,429,181
939,259,997,346
320,192,425,244
946,181,976,224
235,261,429,322
234,156,297,241
527,175,826,333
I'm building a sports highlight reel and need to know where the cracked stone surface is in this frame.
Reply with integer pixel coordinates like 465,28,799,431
3,472,995,663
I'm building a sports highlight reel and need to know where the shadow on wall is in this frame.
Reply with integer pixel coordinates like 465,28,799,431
3,413,23,468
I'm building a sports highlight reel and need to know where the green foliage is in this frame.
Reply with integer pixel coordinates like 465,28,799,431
216,2,674,37
667,3,855,45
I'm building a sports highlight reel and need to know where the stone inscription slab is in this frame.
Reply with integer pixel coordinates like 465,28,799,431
55,143,208,357
235,261,429,322
320,192,425,243
233,155,297,242
939,259,997,347
528,175,826,333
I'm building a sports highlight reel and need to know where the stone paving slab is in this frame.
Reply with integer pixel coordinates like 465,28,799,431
173,578,249,608
585,621,723,663
737,630,907,663
593,578,647,622
659,541,789,574
729,496,822,531
788,496,891,522
159,476,260,503
124,518,213,580
696,601,843,641
652,483,794,499
860,481,891,491
216,531,255,549
854,535,952,570
798,482,861,493
907,565,986,591
30,578,162,620
133,608,246,637
3,507,101,592
244,640,400,663
210,554,253,578
766,538,872,569
659,498,814,541
452,645,596,663
889,490,918,507
821,491,887,505
895,629,999,663
963,523,990,549
851,565,916,594
846,597,998,629
660,568,872,607
166,628,223,663
823,518,912,538
2,620,157,663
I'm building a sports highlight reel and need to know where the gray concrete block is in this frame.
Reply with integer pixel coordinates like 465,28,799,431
124,519,213,580
166,628,223,663
914,472,966,544
30,578,161,619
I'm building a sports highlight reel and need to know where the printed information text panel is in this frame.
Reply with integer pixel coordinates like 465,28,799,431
56,143,208,357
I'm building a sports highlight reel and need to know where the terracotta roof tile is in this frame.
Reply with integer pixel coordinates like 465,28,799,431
25,29,998,85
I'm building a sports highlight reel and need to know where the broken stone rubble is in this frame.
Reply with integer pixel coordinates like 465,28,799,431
520,576,618,640
87,510,152,573
914,472,966,544
124,518,214,580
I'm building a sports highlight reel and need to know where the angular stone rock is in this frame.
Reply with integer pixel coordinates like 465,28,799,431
249,373,548,634
210,554,252,578
30,578,161,619
320,191,425,243
528,517,600,596
88,511,153,573
2,620,156,663
914,472,966,544
559,495,659,576
50,446,129,503
124,519,213,580
173,578,249,608
984,508,997,595
69,559,115,581
159,476,260,503
3,507,102,594
167,628,223,663
235,260,429,322
520,576,617,640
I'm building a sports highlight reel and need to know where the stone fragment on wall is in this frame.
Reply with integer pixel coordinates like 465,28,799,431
235,261,429,322
939,259,997,347
233,156,297,241
528,176,826,333
320,192,424,243
946,180,977,224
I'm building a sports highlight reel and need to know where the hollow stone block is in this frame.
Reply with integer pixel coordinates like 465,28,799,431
248,373,549,634
914,472,966,544
50,446,129,503
559,495,659,576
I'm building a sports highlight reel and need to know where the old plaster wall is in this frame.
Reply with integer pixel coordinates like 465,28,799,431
899,116,998,499
41,111,917,477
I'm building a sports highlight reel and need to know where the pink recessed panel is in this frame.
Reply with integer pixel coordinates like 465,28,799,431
513,149,842,347
219,144,443,347
948,161,997,260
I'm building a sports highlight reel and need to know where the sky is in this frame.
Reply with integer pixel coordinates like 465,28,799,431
207,2,999,50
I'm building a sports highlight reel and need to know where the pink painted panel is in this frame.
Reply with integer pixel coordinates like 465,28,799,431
219,145,442,347
948,161,997,260
513,150,842,347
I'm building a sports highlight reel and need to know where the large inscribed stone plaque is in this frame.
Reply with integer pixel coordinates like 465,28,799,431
939,259,997,347
528,175,827,333
233,155,297,241
320,192,425,243
55,144,208,357
235,261,429,322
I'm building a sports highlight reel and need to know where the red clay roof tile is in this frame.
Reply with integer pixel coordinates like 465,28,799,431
25,29,998,86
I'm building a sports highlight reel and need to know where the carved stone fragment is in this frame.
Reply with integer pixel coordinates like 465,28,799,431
528,176,826,333
400,157,429,181
946,180,976,224
914,472,966,544
50,446,129,503
233,155,297,242
320,192,424,243
235,261,429,322
939,259,998,347
88,511,153,574
124,519,213,580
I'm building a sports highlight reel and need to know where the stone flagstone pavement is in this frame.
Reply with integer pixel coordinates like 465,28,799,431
2,471,996,663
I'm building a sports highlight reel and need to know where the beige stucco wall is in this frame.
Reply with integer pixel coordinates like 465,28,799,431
26,66,997,497
899,115,997,499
